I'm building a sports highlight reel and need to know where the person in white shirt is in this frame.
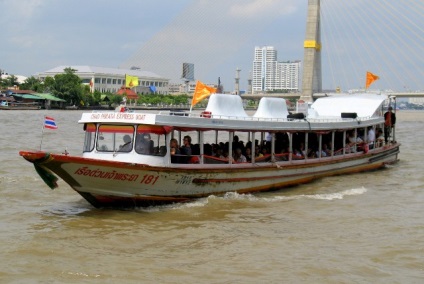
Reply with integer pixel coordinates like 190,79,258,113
367,126,376,149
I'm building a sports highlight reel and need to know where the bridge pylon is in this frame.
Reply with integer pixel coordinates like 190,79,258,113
301,0,322,102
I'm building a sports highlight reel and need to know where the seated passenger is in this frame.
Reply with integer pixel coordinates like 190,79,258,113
245,147,252,162
170,138,181,163
367,126,376,149
119,135,133,152
376,128,384,148
233,148,247,163
135,133,153,154
179,135,192,163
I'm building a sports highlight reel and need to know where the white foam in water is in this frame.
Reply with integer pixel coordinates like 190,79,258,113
269,186,368,202
305,186,368,200
138,187,368,212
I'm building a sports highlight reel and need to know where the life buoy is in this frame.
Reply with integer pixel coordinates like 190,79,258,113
201,111,212,118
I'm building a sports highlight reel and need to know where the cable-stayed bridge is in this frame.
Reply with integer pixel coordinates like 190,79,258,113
122,1,423,99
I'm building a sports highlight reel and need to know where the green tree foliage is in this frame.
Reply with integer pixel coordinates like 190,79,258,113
20,76,44,92
0,74,19,89
50,67,84,105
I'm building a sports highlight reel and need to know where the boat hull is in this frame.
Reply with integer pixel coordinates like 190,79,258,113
20,144,400,208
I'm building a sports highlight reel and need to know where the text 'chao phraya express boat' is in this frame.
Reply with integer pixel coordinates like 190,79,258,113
19,92,400,208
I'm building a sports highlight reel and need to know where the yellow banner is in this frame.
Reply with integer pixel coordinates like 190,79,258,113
125,75,139,88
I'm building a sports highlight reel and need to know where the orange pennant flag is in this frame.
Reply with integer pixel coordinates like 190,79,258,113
365,71,380,89
191,80,217,107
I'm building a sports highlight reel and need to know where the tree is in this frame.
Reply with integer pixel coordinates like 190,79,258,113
20,76,43,92
0,74,19,89
50,67,83,105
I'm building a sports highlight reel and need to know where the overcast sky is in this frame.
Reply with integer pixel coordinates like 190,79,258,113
1,0,423,92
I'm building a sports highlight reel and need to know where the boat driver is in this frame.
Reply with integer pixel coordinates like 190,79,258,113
135,133,153,154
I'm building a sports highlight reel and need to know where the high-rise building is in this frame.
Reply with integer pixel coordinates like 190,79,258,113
252,46,301,93
276,60,301,92
252,46,277,93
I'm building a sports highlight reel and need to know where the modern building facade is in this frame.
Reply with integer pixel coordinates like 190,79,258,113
252,46,301,93
276,60,301,92
37,66,170,95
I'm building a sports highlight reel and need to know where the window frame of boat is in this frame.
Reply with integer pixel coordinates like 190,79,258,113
96,124,135,153
134,125,168,157
83,123,96,152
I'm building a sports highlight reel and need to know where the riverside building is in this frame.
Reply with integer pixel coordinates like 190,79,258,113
37,66,170,95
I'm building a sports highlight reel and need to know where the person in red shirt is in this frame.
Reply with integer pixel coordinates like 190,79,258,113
384,106,396,144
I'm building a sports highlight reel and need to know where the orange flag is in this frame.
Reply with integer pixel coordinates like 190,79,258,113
365,71,380,89
191,80,217,107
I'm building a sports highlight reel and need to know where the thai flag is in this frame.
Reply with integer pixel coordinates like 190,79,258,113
44,116,58,130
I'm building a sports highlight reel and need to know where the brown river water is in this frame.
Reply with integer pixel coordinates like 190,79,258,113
0,110,423,283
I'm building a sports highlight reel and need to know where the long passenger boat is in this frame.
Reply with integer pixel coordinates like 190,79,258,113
20,93,400,208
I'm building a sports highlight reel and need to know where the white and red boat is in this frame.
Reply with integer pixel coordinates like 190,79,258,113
20,93,400,208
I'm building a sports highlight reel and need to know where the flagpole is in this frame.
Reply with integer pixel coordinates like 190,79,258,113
40,115,46,151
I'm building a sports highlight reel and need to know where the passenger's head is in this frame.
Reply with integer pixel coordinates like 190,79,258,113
170,138,178,147
142,133,151,140
183,135,191,145
123,135,131,143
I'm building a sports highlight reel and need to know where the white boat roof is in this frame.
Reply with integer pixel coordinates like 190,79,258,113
309,93,388,118
204,93,248,118
253,97,289,119
79,93,387,131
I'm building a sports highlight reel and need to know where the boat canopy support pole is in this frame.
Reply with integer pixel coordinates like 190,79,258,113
343,131,346,155
289,133,293,162
318,133,322,158
251,132,256,164
229,132,233,164
305,133,309,161
199,131,204,164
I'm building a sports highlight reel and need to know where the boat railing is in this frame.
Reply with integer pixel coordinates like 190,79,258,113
170,142,388,166
157,110,375,123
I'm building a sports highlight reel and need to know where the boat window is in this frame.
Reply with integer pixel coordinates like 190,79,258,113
83,123,96,152
135,125,168,156
97,125,134,152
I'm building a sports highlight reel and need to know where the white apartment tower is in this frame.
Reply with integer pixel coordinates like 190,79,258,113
276,60,301,92
252,46,301,93
252,46,277,92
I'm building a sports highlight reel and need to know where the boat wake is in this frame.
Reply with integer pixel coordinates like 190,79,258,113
140,187,369,212
215,187,368,202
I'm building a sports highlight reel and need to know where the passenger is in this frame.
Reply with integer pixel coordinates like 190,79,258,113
233,148,247,163
367,126,376,149
346,131,356,153
179,135,192,163
255,145,263,158
376,128,384,148
292,147,304,159
245,147,252,162
214,147,225,159
180,135,192,156
384,106,396,144
170,138,181,163
119,135,133,152
317,143,329,157
135,133,152,154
